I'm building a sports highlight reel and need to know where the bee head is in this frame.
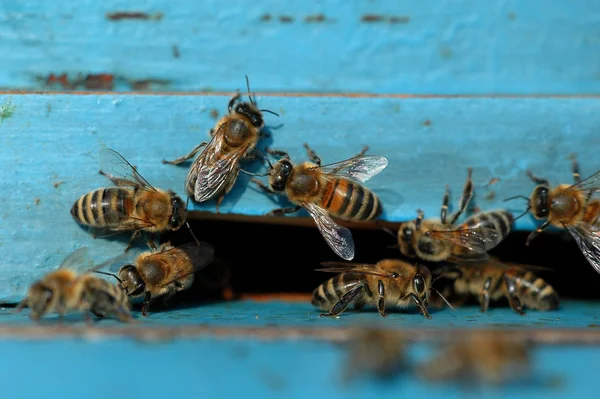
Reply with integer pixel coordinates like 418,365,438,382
168,193,187,230
530,186,549,219
269,159,293,192
118,265,146,297
26,282,54,320
234,102,264,129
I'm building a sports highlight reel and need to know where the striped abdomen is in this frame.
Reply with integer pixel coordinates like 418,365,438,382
311,273,370,310
509,270,559,311
462,210,514,251
71,187,133,227
320,178,382,221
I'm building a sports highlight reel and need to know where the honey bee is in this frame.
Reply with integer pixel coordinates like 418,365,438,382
434,257,559,315
251,144,387,260
15,247,132,322
394,168,513,262
505,158,600,274
344,328,406,381
71,148,188,251
311,259,433,318
98,241,215,316
417,333,531,385
162,76,277,211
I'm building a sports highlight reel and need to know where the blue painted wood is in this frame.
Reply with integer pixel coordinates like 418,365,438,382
0,300,600,398
1,93,600,298
1,338,597,399
1,1,600,94
0,299,595,329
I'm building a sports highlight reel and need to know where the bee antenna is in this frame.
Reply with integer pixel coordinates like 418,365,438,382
260,109,280,117
239,168,270,177
186,221,202,247
94,271,123,284
431,287,454,311
503,195,529,202
253,148,274,169
245,75,255,105
512,207,531,222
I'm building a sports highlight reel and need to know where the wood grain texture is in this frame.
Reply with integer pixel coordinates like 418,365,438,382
1,93,600,298
1,0,600,94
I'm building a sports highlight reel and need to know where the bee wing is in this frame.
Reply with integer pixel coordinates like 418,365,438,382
191,130,247,202
158,242,216,287
431,227,500,258
303,202,355,260
566,222,600,274
313,156,388,183
317,262,398,278
567,169,600,194
58,247,95,272
99,148,156,191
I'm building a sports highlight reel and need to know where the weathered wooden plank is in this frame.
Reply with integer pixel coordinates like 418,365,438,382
1,93,599,298
1,0,600,93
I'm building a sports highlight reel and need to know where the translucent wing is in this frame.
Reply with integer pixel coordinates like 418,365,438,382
190,128,247,202
429,227,500,258
157,242,216,287
567,169,600,194
317,262,399,278
303,202,355,260
99,148,156,191
58,247,93,271
566,222,600,274
314,156,388,183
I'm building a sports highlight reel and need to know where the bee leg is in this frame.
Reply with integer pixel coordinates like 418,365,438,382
228,91,241,112
266,205,301,217
572,157,581,184
377,280,387,318
526,170,550,186
480,277,493,313
319,284,365,318
353,145,369,159
525,221,549,246
141,291,153,317
98,170,141,188
250,178,276,194
147,235,158,251
503,275,525,315
162,142,207,165
440,185,450,224
265,148,290,159
303,143,321,166
408,293,432,319
124,230,141,253
449,168,474,225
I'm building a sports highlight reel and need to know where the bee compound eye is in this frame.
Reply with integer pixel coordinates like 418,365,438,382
414,276,425,294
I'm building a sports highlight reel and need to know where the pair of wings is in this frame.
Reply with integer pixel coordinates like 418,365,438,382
187,125,251,202
316,261,403,279
426,224,501,262
301,155,388,260
433,256,554,280
92,148,160,232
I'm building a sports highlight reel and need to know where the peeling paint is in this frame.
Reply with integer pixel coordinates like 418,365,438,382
34,198,40,206
39,73,171,91
0,100,15,122
304,14,328,23
130,79,171,91
361,14,410,24
53,181,64,189
172,45,180,59
106,12,164,21
210,108,220,119
83,74,115,90
260,14,272,22
423,120,431,126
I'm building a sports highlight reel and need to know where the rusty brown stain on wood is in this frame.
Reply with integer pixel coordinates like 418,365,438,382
106,12,164,21
130,79,171,91
508,12,516,21
362,14,410,24
172,45,180,59
210,108,220,119
34,198,40,206
260,14,272,22
304,14,327,23
423,120,431,126
83,74,114,90
53,181,64,189
279,15,294,23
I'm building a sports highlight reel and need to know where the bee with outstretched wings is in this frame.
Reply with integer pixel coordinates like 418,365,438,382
162,77,277,212
71,148,188,251
505,158,600,274
251,144,387,260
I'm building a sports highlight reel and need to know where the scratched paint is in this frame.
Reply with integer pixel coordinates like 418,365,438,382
0,99,15,122
1,0,600,93
0,93,599,298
